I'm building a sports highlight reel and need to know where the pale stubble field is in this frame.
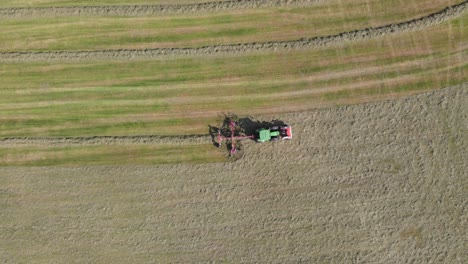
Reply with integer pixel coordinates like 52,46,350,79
1,85,466,263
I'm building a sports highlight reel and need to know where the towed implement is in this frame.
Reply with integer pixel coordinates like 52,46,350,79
217,121,253,155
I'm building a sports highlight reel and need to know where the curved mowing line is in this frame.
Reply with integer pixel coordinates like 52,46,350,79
0,135,212,147
0,1,466,63
0,0,326,18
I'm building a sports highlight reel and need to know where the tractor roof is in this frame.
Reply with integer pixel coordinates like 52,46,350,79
259,129,271,141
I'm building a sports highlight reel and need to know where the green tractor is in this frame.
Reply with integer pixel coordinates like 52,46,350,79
255,125,292,143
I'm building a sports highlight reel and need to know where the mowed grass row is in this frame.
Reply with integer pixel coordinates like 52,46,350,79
0,144,227,166
0,0,211,8
0,0,462,51
1,16,466,139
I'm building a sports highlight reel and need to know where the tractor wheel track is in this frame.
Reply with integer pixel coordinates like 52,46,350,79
0,0,326,18
0,135,212,147
0,1,466,63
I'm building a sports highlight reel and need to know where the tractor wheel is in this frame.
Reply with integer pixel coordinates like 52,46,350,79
271,137,279,142
271,126,279,131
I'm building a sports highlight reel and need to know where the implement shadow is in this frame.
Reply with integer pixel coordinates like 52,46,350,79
238,117,286,137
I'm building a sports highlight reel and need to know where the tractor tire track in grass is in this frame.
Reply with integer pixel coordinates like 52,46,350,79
0,1,466,62
0,135,212,147
0,0,326,18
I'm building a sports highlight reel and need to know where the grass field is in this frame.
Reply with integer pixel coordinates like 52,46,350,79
1,16,465,138
0,0,460,51
0,0,466,166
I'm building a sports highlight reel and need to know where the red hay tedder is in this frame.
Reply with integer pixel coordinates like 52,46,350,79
217,121,253,155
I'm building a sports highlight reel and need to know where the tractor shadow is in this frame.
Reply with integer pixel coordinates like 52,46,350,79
208,115,286,141
237,117,286,137
208,125,221,147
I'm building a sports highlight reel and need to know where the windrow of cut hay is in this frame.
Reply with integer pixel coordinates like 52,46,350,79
0,134,212,148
